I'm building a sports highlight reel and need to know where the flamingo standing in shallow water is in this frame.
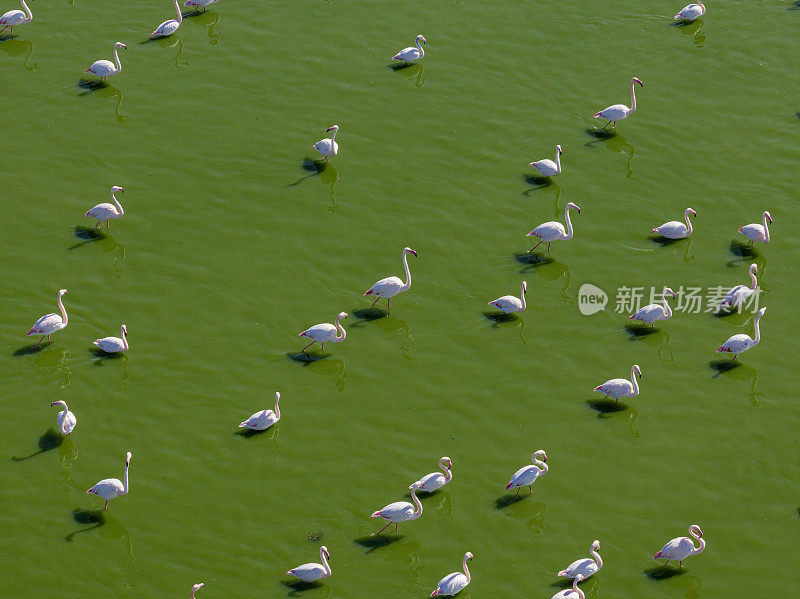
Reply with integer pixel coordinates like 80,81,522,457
530,145,562,177
653,525,705,567
430,552,473,597
393,34,426,63
86,42,126,81
313,125,339,161
488,281,527,314
717,306,766,360
151,0,183,38
184,0,217,11
629,287,676,326
364,247,417,311
286,546,331,582
738,211,772,244
239,391,281,431
298,312,348,352
595,364,642,401
93,324,128,353
414,457,453,493
0,0,32,36
551,575,585,599
28,289,68,347
651,208,696,239
87,451,131,509
674,1,705,21
594,77,643,129
558,540,603,581
86,186,125,229
718,264,758,311
50,400,77,436
527,203,581,253
505,450,548,495
190,583,205,598
371,482,423,534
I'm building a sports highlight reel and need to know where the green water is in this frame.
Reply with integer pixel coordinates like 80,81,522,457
2,1,798,597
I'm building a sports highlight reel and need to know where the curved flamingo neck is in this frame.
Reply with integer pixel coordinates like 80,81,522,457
762,213,770,242
415,38,424,58
532,453,548,475
20,0,32,21
685,210,694,235
400,250,413,291
190,590,196,599
573,578,585,599
630,366,639,395
120,327,128,351
439,459,452,483
662,288,672,319
554,148,562,175
112,45,123,74
749,267,758,290
175,0,183,23
753,312,763,345
462,554,471,583
698,1,705,13
590,545,603,569
111,190,124,215
519,282,526,310
629,79,638,115
122,459,130,495
334,315,346,342
690,529,706,555
409,486,423,518
320,549,331,577
563,207,575,240
273,393,281,420
57,294,68,326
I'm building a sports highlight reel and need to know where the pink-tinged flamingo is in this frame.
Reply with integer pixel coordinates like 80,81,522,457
313,125,339,161
430,552,473,597
190,583,205,598
86,186,125,229
551,574,585,599
393,34,426,63
87,451,131,509
286,546,331,582
530,145,562,177
94,324,128,353
488,281,527,314
595,364,642,401
653,525,705,567
151,0,183,38
0,0,31,36
28,289,68,347
371,482,423,534
738,211,772,244
505,450,548,495
50,401,77,436
718,264,758,310
717,306,766,360
298,312,348,352
527,203,580,252
414,457,453,493
629,287,676,326
651,208,696,239
86,42,126,81
364,247,417,311
184,0,217,11
674,1,705,21
558,540,602,581
239,391,281,430
594,77,643,129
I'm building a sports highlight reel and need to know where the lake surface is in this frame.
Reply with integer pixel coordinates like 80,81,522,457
2,1,798,597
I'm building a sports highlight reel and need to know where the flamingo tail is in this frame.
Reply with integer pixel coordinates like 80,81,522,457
298,331,308,338
430,589,441,597
594,385,602,391
364,289,373,296
653,551,662,559
27,328,36,336
505,481,513,490
593,111,602,118
628,315,635,320
558,569,568,577
370,510,383,518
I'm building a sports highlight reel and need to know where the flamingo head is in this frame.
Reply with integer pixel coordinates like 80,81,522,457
337,311,349,320
686,208,697,217
121,324,128,335
321,546,330,559
689,524,703,538
404,247,417,257
416,34,426,44
591,540,600,551
632,77,643,87
112,186,124,193
50,400,65,408
465,551,474,560
191,583,205,594
575,574,585,583
409,481,422,490
58,289,68,297
522,281,527,294
534,449,547,462
126,451,132,464
663,287,677,299
749,263,758,275
566,202,581,214
758,307,767,317
633,364,642,378
763,211,772,224
556,144,562,154
274,391,280,401
440,456,452,469
115,42,127,50
326,125,339,132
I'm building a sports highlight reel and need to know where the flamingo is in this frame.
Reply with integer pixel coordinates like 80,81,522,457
151,0,183,38
505,450,548,495
190,583,205,598
738,211,772,244
594,364,642,401
414,457,453,493
530,145,562,177
488,281,527,314
239,391,281,431
50,400,77,436
651,208,696,239
313,125,339,161
93,324,128,353
87,451,131,509
371,482,423,534
184,0,217,11
629,287,676,326
717,306,766,360
393,34,426,63
27,289,68,347
286,546,331,582
298,312,348,352
558,540,603,581
0,0,31,36
364,247,417,311
430,552,473,597
674,1,705,21
86,186,125,229
718,264,758,311
86,42,126,81
594,77,643,129
653,525,705,567
551,575,585,599
526,203,581,253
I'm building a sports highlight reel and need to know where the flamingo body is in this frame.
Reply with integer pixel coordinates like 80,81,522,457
558,541,602,580
313,125,339,160
430,552,473,597
738,211,772,244
489,281,527,314
551,575,585,599
414,457,452,493
87,452,131,509
530,145,562,177
505,450,548,493
717,307,766,358
94,324,128,353
594,364,642,400
594,77,643,128
719,264,757,310
287,546,331,582
0,0,31,35
239,392,281,430
28,289,68,345
393,34,426,62
86,42,126,80
51,401,77,435
652,208,696,239
364,247,417,310
674,2,705,21
629,287,676,326
654,525,705,566
527,202,580,252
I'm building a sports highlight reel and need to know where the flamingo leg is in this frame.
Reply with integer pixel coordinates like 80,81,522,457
528,485,533,493
679,561,683,568
387,298,390,311
374,521,393,535
106,221,110,229
547,242,552,252
601,121,611,130
371,297,380,306
95,220,101,228
320,343,324,350
33,335,46,348
0,26,7,35
515,487,520,496
48,334,51,342
528,240,543,253
104,500,109,509
300,341,316,352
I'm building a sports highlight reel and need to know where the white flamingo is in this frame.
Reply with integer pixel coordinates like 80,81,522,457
50,400,77,436
651,208,696,239
430,552,473,597
184,0,217,12
653,525,705,567
93,324,128,353
594,77,643,129
364,247,417,311
674,1,705,21
0,0,32,36
738,211,772,244
558,540,603,581
594,364,642,401
313,125,339,161
718,264,758,311
551,575,585,599
298,312,348,352
629,287,676,326
286,546,331,582
239,391,281,431
371,482,423,534
190,583,205,598
526,202,581,253
530,145,562,177
86,42,127,81
86,186,125,229
414,457,453,493
27,289,68,347
151,0,183,38
717,306,766,360
488,281,527,314
393,34,426,63
505,450,548,495
87,451,131,509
